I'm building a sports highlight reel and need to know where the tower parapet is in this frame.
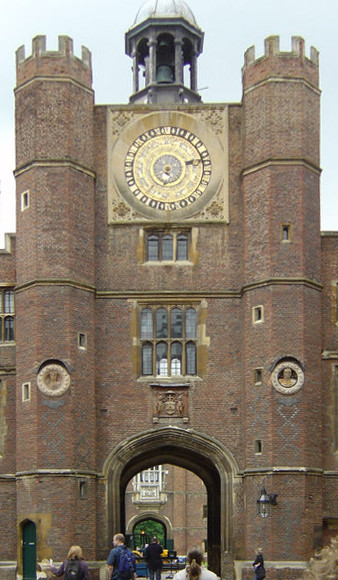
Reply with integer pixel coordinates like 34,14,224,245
16,35,92,88
242,35,319,90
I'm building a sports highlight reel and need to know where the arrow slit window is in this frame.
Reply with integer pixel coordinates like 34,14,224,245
140,306,197,376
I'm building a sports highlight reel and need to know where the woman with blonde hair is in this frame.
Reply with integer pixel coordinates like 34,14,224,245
49,545,90,580
173,548,217,580
252,547,265,580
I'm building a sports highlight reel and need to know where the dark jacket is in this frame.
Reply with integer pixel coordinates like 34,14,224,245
145,542,163,571
253,553,264,573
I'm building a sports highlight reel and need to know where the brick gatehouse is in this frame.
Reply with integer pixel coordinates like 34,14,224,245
0,1,337,578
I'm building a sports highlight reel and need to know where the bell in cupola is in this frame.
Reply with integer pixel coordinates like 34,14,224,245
156,36,174,83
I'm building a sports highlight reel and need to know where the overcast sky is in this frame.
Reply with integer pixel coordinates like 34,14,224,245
0,0,337,246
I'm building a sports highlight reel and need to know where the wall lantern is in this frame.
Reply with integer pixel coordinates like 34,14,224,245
257,485,278,518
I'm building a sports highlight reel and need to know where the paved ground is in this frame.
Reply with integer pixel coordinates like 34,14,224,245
138,570,182,580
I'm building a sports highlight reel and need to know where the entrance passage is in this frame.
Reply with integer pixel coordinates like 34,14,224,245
125,464,207,556
106,427,237,578
22,520,37,580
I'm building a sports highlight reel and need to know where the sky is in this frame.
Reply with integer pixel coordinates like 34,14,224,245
0,0,337,247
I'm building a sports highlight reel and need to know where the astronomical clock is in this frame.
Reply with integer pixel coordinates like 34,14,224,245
108,109,229,223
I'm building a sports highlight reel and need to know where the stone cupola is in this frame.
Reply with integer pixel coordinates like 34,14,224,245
125,0,204,104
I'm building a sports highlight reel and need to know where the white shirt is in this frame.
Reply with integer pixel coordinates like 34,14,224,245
174,567,218,580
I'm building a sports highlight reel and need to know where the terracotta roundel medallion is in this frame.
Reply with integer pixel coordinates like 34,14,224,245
37,363,70,397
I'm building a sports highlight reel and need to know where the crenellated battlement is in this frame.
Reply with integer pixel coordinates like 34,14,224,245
242,35,319,89
244,35,319,67
16,35,92,89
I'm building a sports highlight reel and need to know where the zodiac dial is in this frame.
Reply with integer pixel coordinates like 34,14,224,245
124,126,212,211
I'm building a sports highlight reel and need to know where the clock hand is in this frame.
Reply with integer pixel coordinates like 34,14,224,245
185,159,201,166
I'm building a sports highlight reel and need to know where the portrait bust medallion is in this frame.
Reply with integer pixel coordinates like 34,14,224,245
271,361,304,395
37,363,71,397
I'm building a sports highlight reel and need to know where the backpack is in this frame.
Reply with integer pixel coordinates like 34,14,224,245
117,547,135,579
64,559,83,580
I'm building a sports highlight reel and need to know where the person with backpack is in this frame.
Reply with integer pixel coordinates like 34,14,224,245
107,533,136,580
49,545,90,580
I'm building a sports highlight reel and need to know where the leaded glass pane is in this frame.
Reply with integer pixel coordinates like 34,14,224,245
162,235,173,260
186,342,196,375
5,317,14,342
142,343,153,375
148,235,159,261
156,308,167,338
177,234,188,260
4,290,14,313
186,308,196,338
171,308,182,337
141,308,153,339
156,342,168,375
171,342,182,375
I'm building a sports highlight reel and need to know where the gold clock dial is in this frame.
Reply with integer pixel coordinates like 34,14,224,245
124,126,212,211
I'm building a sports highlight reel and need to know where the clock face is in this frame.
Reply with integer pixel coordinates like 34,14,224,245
124,127,212,211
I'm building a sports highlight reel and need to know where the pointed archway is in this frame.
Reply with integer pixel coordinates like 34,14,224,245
103,427,239,578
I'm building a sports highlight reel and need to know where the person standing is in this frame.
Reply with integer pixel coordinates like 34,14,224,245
173,548,217,580
145,537,163,580
49,545,90,580
107,533,136,580
252,547,265,580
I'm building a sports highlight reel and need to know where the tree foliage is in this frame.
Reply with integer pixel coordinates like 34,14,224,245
134,520,166,546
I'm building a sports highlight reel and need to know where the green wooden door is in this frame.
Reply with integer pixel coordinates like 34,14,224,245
23,521,36,580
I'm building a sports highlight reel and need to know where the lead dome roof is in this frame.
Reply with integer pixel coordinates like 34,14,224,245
134,0,198,26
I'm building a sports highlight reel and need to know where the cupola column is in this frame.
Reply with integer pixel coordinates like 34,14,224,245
175,38,184,84
149,36,157,84
190,50,198,91
132,48,139,93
